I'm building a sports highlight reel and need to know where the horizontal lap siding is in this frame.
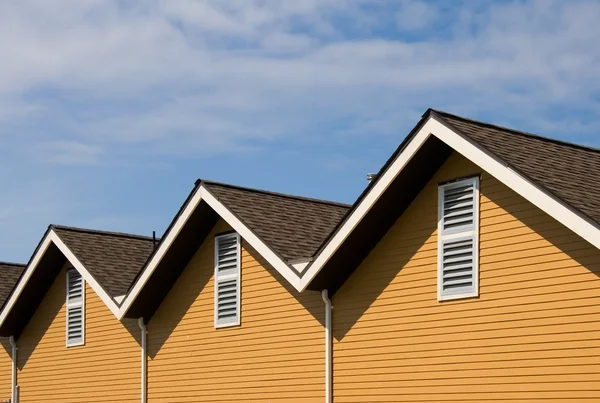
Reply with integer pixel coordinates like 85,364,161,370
332,152,600,402
17,266,140,402
0,340,12,401
147,220,324,402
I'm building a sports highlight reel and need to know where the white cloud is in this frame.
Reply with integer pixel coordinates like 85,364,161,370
0,0,598,167
395,0,439,32
1,0,600,262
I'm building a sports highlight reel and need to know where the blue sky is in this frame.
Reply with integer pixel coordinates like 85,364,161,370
1,0,599,263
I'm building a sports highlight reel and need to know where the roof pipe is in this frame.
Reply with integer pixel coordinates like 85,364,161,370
9,336,17,403
137,318,147,403
321,290,332,403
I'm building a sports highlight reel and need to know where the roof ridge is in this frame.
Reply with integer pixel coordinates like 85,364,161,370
51,224,158,242
0,261,26,268
429,109,600,154
199,179,352,209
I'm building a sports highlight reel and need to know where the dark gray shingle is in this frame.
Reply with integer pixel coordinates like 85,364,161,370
202,181,351,262
433,110,600,226
52,226,157,297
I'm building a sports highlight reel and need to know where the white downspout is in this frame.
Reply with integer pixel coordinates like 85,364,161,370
321,290,332,403
9,336,17,403
137,318,147,403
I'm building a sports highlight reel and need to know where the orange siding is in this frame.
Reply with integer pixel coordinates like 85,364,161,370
332,152,600,402
147,220,325,402
0,339,12,401
17,265,141,402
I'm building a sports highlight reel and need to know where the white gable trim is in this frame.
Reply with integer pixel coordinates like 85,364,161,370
201,188,302,290
51,231,121,317
0,230,121,329
428,118,600,249
299,118,435,290
118,186,204,318
300,116,600,291
118,185,300,319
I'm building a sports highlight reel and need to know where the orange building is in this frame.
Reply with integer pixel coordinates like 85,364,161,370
1,109,599,402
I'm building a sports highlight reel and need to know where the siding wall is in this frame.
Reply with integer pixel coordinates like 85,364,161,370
332,152,600,402
147,219,325,402
0,340,12,402
17,265,141,402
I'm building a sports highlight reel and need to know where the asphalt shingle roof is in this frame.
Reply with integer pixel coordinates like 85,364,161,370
0,262,25,306
202,181,351,262
432,110,600,226
52,226,157,297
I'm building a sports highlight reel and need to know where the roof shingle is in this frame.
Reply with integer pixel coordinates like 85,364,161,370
52,226,157,297
0,262,25,306
202,181,351,262
433,110,600,226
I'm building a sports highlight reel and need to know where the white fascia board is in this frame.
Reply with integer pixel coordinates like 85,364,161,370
427,118,600,250
300,116,600,291
0,232,54,327
299,118,436,291
201,187,302,291
0,230,122,328
50,231,121,317
118,185,204,319
118,185,301,319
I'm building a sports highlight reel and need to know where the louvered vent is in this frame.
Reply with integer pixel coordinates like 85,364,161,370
438,177,479,300
215,233,240,327
441,238,474,294
442,181,475,232
66,269,85,346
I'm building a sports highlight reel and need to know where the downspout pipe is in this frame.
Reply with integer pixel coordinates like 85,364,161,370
9,336,16,403
321,290,332,403
137,318,147,403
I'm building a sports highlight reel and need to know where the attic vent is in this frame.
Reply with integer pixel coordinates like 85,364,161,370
214,233,241,328
66,269,85,346
438,177,480,301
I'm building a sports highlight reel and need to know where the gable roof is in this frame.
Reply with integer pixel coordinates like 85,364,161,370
0,262,25,308
52,226,157,297
120,180,349,320
203,181,350,262
432,110,600,226
301,108,600,293
0,226,156,337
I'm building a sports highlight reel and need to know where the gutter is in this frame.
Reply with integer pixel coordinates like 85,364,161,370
137,318,147,403
9,336,17,403
321,290,332,403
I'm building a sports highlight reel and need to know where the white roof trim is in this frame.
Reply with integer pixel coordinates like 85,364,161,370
118,185,300,319
200,188,302,290
0,230,121,329
291,260,311,273
300,116,600,291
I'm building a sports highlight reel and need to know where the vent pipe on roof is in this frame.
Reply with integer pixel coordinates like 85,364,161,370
367,173,377,182
152,231,157,250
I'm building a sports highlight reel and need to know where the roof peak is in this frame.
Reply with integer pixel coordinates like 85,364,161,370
428,108,600,154
50,224,158,242
198,179,352,209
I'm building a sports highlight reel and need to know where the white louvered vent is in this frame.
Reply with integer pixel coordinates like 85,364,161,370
438,177,480,300
66,269,85,346
214,233,241,327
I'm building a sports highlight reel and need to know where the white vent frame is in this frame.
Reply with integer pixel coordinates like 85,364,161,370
437,176,480,301
65,268,85,347
214,232,241,328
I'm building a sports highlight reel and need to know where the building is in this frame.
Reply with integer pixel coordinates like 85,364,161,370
1,109,599,402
